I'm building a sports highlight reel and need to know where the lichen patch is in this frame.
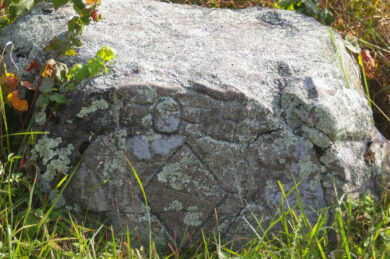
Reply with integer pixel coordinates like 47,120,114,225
77,99,109,118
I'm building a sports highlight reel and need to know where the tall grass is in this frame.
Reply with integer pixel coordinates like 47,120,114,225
1,159,390,258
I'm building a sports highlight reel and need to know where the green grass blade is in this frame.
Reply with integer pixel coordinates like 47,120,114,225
38,162,81,230
0,85,11,155
358,53,373,115
123,151,152,258
329,28,351,89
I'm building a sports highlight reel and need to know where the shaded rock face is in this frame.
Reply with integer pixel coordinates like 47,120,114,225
2,0,390,247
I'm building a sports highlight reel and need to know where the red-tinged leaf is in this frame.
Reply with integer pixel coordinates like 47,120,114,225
7,90,28,112
5,73,19,91
90,9,98,22
21,80,36,90
362,49,375,79
18,155,29,171
0,1,7,11
44,43,54,53
24,60,40,72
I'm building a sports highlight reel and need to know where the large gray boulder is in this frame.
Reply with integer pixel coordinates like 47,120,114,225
2,0,389,247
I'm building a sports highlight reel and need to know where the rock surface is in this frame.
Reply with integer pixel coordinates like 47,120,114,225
2,0,389,247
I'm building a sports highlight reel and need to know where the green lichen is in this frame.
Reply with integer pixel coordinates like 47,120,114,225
48,189,66,209
302,125,332,148
91,129,128,179
130,86,157,104
188,206,198,212
137,205,152,222
157,153,219,196
34,110,47,126
298,156,319,178
314,106,336,138
116,129,127,147
184,207,203,227
41,143,74,182
103,152,127,179
141,131,159,141
271,131,298,154
157,164,192,191
164,200,183,211
111,91,122,123
297,156,324,190
156,97,178,112
34,136,62,165
183,123,200,135
77,99,109,118
141,114,152,128
32,135,75,188
153,227,168,246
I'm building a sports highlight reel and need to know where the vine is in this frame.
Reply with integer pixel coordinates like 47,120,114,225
0,0,116,158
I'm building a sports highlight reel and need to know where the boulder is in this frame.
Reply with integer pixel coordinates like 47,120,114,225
2,0,389,248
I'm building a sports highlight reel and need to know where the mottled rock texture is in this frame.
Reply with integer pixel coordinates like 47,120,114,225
2,0,389,247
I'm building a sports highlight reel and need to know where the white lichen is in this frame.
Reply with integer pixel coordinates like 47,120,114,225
77,99,109,118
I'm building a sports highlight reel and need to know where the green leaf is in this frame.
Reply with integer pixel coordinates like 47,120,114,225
52,0,69,10
87,58,105,77
318,9,335,26
64,48,78,56
27,134,37,146
67,19,85,36
8,0,35,19
297,0,317,16
50,93,68,104
71,0,85,11
68,64,89,83
96,46,117,61
65,82,76,91
53,62,69,83
55,174,69,189
275,0,299,10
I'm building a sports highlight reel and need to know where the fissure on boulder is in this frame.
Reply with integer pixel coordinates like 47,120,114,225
1,0,389,248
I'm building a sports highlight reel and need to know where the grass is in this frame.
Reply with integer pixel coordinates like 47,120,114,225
1,164,390,258
0,0,389,258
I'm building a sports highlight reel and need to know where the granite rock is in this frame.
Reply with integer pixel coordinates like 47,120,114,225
1,0,389,248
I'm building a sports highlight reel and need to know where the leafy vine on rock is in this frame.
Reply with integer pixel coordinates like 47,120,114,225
0,0,115,160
